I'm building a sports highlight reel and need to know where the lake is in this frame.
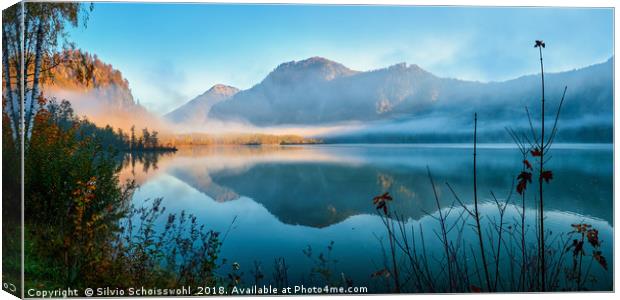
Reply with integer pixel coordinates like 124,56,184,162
119,144,613,292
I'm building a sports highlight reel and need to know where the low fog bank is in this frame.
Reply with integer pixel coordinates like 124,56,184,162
44,84,611,144
44,86,169,133
319,113,613,143
167,117,362,137
163,112,612,144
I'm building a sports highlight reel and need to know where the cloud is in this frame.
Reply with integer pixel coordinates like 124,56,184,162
135,61,190,114
321,33,474,78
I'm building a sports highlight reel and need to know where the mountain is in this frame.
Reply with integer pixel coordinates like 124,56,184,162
208,57,465,124
207,56,613,142
266,56,360,82
42,49,161,131
165,84,239,124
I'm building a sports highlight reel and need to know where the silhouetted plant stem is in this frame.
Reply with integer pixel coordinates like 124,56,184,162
470,245,483,287
386,214,401,293
419,223,434,291
577,231,585,290
490,189,512,291
520,172,527,290
517,150,528,290
473,113,492,292
374,203,401,293
272,257,289,290
427,166,454,292
507,126,531,291
537,42,547,292
391,214,434,292
363,41,587,291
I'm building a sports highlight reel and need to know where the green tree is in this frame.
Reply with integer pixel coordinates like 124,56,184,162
142,128,151,148
130,125,136,151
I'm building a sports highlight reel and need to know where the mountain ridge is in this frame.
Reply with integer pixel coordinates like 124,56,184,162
165,84,239,124
201,55,612,142
209,57,613,126
267,56,360,81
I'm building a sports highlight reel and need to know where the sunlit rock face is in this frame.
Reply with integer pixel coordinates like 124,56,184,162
41,49,162,131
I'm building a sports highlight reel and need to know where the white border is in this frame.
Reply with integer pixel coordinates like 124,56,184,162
0,1,617,300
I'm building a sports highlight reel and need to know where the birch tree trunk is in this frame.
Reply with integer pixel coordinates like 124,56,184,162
26,19,44,139
12,14,23,140
2,26,19,140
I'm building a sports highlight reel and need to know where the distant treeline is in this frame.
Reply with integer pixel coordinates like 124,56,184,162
115,126,177,152
323,126,613,144
47,99,177,152
163,133,322,146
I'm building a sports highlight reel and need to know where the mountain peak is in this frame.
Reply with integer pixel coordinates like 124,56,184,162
376,62,433,79
269,56,359,82
385,62,424,71
206,84,239,96
299,56,337,65
165,84,239,124
280,56,341,67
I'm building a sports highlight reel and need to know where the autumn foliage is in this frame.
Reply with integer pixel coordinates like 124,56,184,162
18,98,226,290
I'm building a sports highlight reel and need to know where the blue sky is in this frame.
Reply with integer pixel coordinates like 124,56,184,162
68,3,613,115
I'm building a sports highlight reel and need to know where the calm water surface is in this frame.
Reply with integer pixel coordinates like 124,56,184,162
120,144,613,291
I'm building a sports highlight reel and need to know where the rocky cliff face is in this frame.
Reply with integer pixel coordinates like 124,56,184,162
41,49,160,130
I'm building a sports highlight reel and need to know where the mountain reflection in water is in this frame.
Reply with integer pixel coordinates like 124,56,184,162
120,144,613,290
121,144,613,226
